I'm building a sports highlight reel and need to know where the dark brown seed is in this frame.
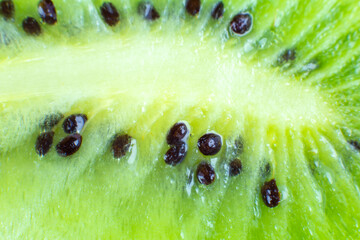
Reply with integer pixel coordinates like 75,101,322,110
62,114,88,134
229,159,242,176
100,2,120,26
278,49,296,65
35,131,54,156
211,1,224,20
138,2,160,21
230,13,252,35
40,113,64,131
164,142,187,166
198,133,222,156
166,122,188,145
349,140,360,151
38,0,57,25
112,134,132,159
22,17,41,36
196,162,216,185
261,179,280,208
185,0,200,16
56,133,82,157
1,0,14,19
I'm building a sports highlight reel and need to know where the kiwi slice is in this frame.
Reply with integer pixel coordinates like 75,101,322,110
1,0,360,238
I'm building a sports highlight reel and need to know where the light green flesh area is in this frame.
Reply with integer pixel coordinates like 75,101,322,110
1,0,360,239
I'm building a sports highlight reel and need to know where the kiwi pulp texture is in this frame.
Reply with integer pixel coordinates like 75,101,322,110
1,0,360,239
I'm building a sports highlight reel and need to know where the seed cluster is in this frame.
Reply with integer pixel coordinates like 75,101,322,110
15,0,252,37
35,113,87,157
164,122,189,166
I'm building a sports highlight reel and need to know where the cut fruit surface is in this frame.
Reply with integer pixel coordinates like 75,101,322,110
1,0,360,239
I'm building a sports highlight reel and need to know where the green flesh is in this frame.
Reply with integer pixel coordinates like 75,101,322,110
1,0,360,239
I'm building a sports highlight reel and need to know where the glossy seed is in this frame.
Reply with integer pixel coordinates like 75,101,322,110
196,162,216,185
100,2,120,26
40,113,64,131
261,179,280,208
229,159,242,176
38,0,57,25
278,49,296,65
35,131,54,156
164,142,187,166
138,2,160,21
198,133,222,156
56,133,82,157
62,114,88,134
349,140,360,151
22,17,41,36
1,0,14,19
167,122,188,145
230,13,252,36
112,134,132,159
185,0,200,16
211,1,224,20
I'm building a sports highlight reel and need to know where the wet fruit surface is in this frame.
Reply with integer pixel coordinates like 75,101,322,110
196,162,216,185
197,133,222,156
112,134,132,159
35,131,54,156
56,133,82,157
261,179,280,208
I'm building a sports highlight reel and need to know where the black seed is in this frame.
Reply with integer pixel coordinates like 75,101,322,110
166,122,188,145
185,0,200,16
22,17,41,36
196,162,216,185
56,133,82,157
112,134,132,159
40,113,64,131
35,131,54,156
198,133,222,156
229,159,242,176
262,163,271,178
38,0,57,25
100,2,120,26
230,13,252,36
62,114,88,134
261,179,280,208
278,49,296,65
138,2,160,21
211,1,224,20
349,140,360,151
164,142,187,166
1,0,14,19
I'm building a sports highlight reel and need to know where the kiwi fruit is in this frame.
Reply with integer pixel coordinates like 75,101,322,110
0,0,360,239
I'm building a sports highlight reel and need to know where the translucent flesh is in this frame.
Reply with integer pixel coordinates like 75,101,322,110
0,0,360,239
